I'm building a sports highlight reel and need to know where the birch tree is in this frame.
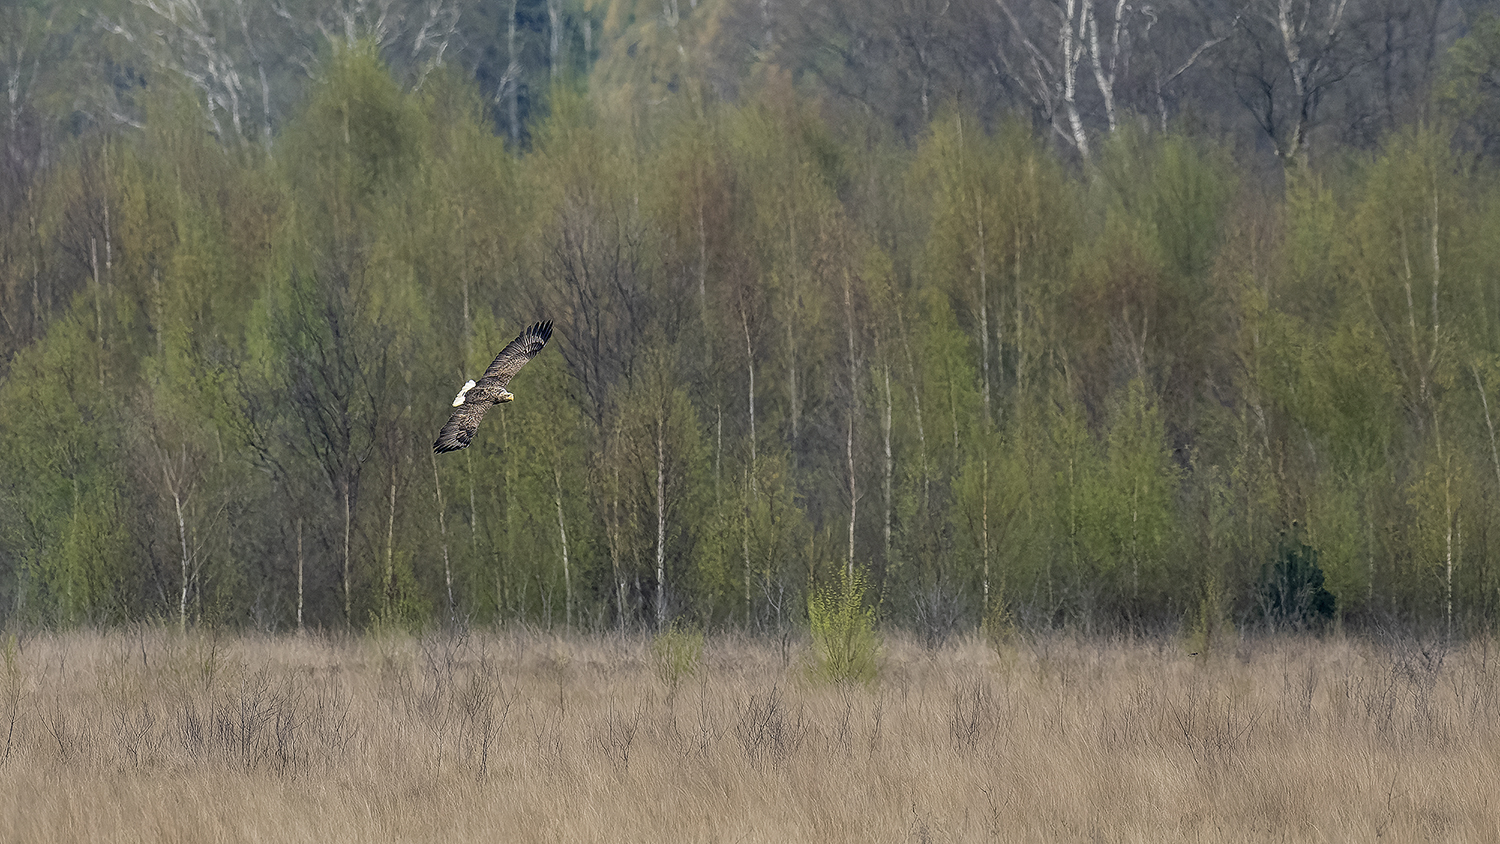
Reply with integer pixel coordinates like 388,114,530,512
1227,0,1358,168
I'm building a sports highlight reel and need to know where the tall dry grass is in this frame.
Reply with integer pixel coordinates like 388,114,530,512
1,627,1497,842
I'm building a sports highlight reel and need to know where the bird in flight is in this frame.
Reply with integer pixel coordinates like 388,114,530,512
433,320,553,453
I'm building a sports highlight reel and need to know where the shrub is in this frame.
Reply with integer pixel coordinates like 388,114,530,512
1186,572,1234,655
650,623,704,693
1260,531,1336,631
808,567,879,685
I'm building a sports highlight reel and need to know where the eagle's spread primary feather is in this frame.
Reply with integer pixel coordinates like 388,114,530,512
433,321,553,453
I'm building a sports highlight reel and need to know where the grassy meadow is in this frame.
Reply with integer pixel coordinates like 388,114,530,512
1,628,1496,842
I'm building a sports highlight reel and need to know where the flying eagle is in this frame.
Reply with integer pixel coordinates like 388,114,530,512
433,321,553,453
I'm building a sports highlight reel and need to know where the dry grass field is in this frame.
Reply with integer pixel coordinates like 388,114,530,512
1,626,1497,842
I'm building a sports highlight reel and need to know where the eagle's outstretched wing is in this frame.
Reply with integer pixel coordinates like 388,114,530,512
433,400,491,454
479,320,553,390
433,321,554,454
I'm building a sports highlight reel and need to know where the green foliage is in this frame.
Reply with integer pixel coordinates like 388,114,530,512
1260,531,1337,631
282,42,425,208
12,35,1500,638
807,567,879,685
1185,571,1234,656
1097,379,1180,607
0,304,135,625
650,623,704,692
1438,13,1500,158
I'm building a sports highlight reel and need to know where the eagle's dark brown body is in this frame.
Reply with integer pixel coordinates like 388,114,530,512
433,321,553,453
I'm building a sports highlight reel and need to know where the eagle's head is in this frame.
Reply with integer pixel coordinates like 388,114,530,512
497,390,515,403
452,380,476,407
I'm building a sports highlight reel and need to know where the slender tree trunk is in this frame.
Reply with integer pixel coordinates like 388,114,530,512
386,474,397,615
506,0,520,144
847,414,857,582
102,139,112,290
896,309,929,510
1472,365,1500,495
742,306,758,622
461,273,472,363
1085,0,1125,133
547,0,561,80
656,415,667,631
787,320,799,444
982,451,990,612
1430,175,1451,638
1366,493,1375,609
744,466,752,627
956,112,992,418
233,0,273,149
30,203,41,339
173,484,190,631
500,411,514,616
1014,269,1027,391
1399,227,1427,431
698,200,709,323
786,211,800,443
342,479,352,624
1060,0,1091,161
1277,0,1306,164
466,449,479,579
949,362,960,452
978,199,991,420
845,276,858,581
743,309,758,480
883,363,893,561
431,454,453,622
612,464,625,634
296,517,304,634
1445,466,1454,640
91,237,103,388
150,268,164,357
1131,478,1140,600
554,465,571,629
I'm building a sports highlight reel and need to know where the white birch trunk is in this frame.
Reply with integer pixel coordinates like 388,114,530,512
554,465,572,629
296,517,304,634
883,363,893,560
744,310,758,472
173,485,190,631
982,453,990,611
507,0,520,143
342,478,352,624
612,465,625,634
741,308,758,619
786,210,800,442
1060,0,1091,161
91,237,104,388
845,276,858,581
1473,365,1500,495
656,415,667,631
432,457,453,621
547,0,561,80
1431,180,1452,639
847,414,857,582
1085,0,1126,133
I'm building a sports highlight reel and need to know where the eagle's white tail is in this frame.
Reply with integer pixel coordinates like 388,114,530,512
452,380,476,406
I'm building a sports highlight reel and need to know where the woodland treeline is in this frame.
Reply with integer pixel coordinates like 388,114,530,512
6,0,1500,637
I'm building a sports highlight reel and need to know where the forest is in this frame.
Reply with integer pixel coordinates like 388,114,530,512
4,0,1500,639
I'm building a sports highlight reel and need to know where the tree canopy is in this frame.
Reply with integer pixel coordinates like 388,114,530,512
4,1,1500,638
